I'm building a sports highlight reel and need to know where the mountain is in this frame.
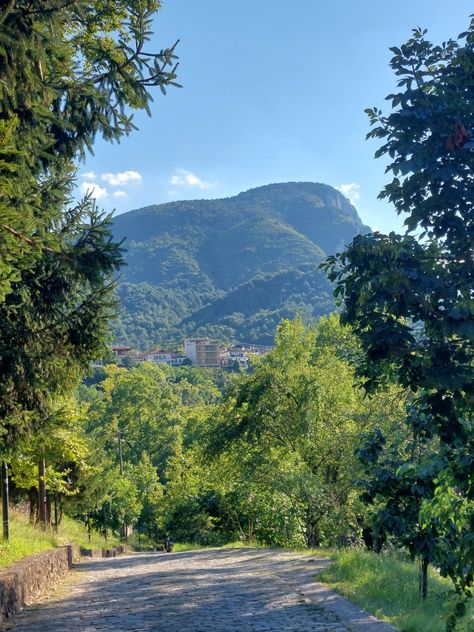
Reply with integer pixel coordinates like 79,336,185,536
111,182,370,347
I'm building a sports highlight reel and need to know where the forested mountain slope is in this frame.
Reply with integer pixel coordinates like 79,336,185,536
112,182,370,346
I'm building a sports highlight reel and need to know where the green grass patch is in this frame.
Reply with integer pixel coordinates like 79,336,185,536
58,514,121,550
221,539,266,549
317,548,474,632
170,540,262,552
170,540,266,552
172,542,210,552
284,545,335,558
0,509,120,569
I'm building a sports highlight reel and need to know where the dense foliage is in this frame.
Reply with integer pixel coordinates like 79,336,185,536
0,0,179,302
0,0,179,537
112,182,369,347
0,0,179,446
12,317,402,552
324,21,474,629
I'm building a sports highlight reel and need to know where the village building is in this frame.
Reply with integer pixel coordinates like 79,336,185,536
140,349,189,367
220,343,273,369
184,338,221,367
112,345,134,366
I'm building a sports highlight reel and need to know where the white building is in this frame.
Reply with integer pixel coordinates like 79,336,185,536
142,349,189,367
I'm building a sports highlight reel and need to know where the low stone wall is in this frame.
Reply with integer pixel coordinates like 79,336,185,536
80,545,125,558
0,545,75,623
0,543,126,623
80,547,103,558
102,545,125,558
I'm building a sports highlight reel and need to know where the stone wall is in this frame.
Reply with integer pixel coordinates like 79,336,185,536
0,543,127,623
0,545,74,623
80,545,125,558
80,547,103,558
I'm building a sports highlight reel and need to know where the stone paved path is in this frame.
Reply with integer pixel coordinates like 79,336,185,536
7,549,394,631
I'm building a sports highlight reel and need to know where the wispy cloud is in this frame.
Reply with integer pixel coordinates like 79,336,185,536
170,168,213,190
80,171,97,180
113,190,128,199
80,181,108,200
336,183,360,205
101,170,142,186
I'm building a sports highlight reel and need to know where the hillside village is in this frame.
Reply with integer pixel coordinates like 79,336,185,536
109,338,273,370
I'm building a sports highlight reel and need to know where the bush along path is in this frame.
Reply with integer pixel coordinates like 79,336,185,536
8,548,396,632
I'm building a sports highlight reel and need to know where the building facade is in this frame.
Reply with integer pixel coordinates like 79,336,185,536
184,338,221,367
141,349,189,367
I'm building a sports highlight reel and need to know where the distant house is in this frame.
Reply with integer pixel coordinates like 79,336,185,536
220,343,273,369
220,348,249,370
112,345,133,366
143,349,172,364
184,338,221,368
141,349,189,367
170,353,190,367
111,340,272,371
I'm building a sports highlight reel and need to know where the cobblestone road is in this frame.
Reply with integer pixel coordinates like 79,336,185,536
8,549,387,631
7,549,396,632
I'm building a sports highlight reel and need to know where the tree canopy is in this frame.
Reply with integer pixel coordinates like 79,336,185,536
323,21,474,627
0,0,180,450
0,0,179,300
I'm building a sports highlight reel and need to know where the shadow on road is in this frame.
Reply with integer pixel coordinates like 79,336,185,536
11,548,338,632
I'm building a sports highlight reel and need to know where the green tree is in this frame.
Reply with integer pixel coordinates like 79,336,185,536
209,316,406,547
0,0,180,444
0,0,179,538
9,398,88,516
80,363,225,542
132,452,163,541
323,21,474,628
0,0,179,300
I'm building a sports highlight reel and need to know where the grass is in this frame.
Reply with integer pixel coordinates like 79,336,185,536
166,540,267,552
0,508,121,570
316,548,474,632
172,542,210,552
5,517,472,632
163,539,267,553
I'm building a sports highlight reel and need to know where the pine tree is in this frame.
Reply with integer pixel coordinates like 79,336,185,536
0,0,180,534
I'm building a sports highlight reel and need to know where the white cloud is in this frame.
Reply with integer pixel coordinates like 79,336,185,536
80,171,97,180
80,181,108,200
170,168,212,190
101,170,142,186
336,183,360,205
113,190,128,199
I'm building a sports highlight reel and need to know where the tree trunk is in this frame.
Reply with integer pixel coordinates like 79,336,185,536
247,518,254,542
53,492,58,532
420,557,429,599
38,456,47,530
1,462,9,541
28,487,37,523
46,493,52,526
305,511,321,548
103,505,108,543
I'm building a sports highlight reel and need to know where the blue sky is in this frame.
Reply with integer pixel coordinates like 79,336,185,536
80,1,473,234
